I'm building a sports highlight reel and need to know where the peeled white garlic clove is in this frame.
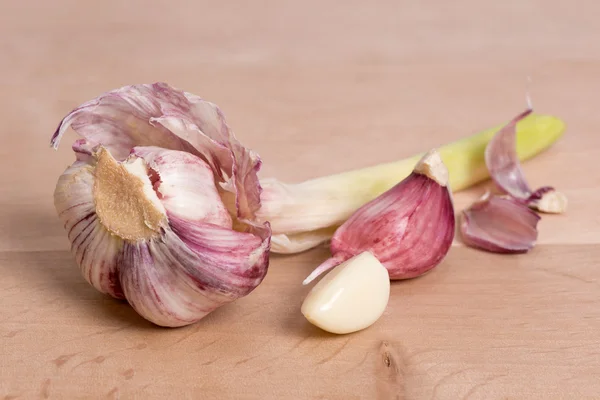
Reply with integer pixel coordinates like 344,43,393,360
484,108,567,214
51,83,270,327
303,149,455,285
301,252,390,335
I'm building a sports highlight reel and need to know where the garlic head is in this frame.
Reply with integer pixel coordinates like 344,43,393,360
51,83,270,327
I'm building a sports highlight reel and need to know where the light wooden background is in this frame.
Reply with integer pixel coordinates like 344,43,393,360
1,0,600,399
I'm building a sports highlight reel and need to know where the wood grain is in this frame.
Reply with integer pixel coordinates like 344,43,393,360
1,0,600,398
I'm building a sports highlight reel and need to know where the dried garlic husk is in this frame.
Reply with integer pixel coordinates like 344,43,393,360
51,83,270,327
460,108,567,254
303,149,455,285
485,108,567,214
460,192,540,253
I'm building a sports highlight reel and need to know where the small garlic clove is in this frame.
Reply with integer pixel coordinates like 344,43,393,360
527,186,568,214
460,192,540,253
301,252,390,335
303,149,455,285
485,108,567,213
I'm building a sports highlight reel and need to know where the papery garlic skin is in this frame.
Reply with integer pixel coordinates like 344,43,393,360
460,192,540,254
303,149,455,285
51,83,270,327
485,108,567,214
301,252,390,335
460,108,567,254
51,82,263,222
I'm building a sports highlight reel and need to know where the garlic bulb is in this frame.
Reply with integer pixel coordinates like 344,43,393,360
303,149,455,285
51,83,270,327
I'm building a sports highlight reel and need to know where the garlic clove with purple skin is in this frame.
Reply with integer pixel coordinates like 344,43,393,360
459,192,540,253
303,149,455,285
54,145,270,327
485,108,567,214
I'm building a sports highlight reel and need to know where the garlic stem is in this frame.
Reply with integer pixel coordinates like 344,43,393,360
263,113,565,253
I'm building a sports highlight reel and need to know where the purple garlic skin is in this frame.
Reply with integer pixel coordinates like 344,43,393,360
51,83,270,327
460,193,540,254
304,150,455,284
459,108,566,254
485,108,567,214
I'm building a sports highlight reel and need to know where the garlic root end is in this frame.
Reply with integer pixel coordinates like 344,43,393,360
94,147,167,241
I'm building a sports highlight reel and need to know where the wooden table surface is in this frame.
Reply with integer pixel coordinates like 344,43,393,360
2,1,600,399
